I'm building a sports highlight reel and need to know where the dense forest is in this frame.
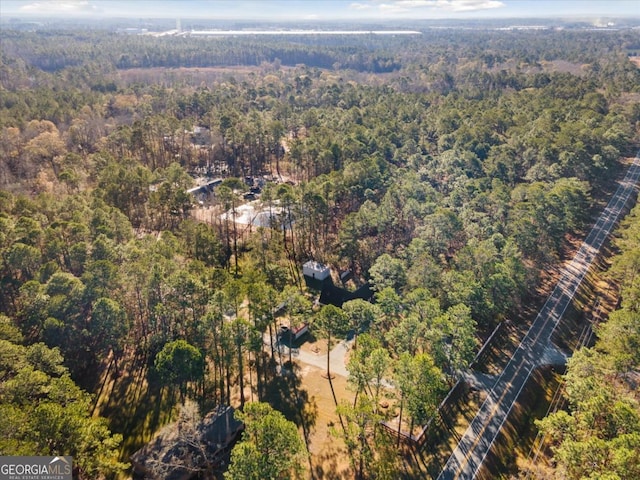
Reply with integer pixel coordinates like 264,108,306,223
1,24,639,479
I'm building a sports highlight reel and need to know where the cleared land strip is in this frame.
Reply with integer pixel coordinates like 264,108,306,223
437,152,640,480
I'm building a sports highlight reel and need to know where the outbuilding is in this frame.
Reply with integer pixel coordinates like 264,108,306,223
302,260,330,281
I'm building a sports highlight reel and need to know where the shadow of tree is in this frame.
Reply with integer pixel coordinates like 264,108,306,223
263,359,318,445
311,444,352,480
94,347,177,461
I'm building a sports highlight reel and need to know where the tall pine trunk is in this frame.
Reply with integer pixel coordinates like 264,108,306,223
326,329,346,433
397,396,404,448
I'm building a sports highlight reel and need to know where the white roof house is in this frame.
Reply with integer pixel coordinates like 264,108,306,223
303,260,330,281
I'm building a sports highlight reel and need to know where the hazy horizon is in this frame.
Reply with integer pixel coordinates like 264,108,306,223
1,0,638,21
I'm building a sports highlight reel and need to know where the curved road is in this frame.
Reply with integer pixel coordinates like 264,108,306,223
437,152,640,480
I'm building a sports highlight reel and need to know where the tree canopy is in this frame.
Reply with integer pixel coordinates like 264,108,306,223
0,338,127,478
225,402,305,480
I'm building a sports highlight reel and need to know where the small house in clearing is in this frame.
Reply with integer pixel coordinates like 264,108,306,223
278,322,309,343
303,260,330,281
302,260,374,308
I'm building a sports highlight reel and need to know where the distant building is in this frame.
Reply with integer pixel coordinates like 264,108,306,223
186,178,222,203
117,27,149,35
131,405,243,480
303,260,330,281
302,261,372,307
278,322,309,342
190,126,210,145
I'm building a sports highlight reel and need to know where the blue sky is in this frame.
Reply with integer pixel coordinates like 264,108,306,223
1,1,638,20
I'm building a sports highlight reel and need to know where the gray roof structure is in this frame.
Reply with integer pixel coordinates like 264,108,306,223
131,405,243,480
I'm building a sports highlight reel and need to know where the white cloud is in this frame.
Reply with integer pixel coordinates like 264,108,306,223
445,0,505,12
20,0,100,15
379,3,410,13
349,2,373,10
396,0,505,10
362,0,505,15
393,0,437,6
